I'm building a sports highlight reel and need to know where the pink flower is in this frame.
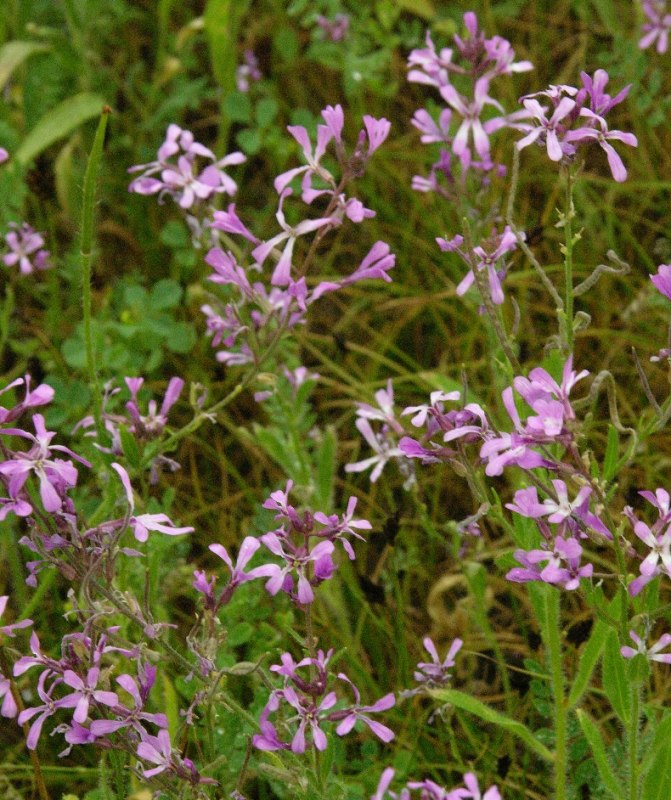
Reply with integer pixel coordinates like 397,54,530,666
3,223,51,274
111,463,194,543
621,630,671,663
651,264,671,300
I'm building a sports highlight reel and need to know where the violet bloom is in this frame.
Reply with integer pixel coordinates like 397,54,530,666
124,376,184,437
640,0,671,53
61,667,118,724
258,532,334,604
3,223,51,274
236,49,262,92
0,673,17,718
621,630,671,663
203,536,274,608
273,117,335,195
18,671,80,750
252,190,340,286
507,535,593,591
345,417,405,483
315,13,350,42
516,95,577,161
565,113,637,182
0,374,54,425
111,463,194,543
137,728,174,777
651,264,671,300
414,637,463,686
128,124,245,208
90,673,168,736
0,596,31,638
0,414,90,512
0,148,8,163
313,496,371,560
440,78,503,158
438,226,518,305
333,674,395,742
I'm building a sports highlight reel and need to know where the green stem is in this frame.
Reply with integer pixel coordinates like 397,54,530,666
546,588,567,799
80,108,110,442
628,687,641,800
563,167,575,353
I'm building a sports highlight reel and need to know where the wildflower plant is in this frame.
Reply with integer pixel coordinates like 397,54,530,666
2,4,671,800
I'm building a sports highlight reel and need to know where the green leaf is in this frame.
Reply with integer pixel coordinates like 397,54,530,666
431,688,554,762
602,630,632,723
204,0,250,91
603,424,619,481
643,728,671,800
568,618,607,708
223,91,252,123
150,279,182,310
256,97,279,128
576,710,625,800
396,0,436,19
16,92,107,166
119,426,141,469
0,41,50,91
315,426,336,509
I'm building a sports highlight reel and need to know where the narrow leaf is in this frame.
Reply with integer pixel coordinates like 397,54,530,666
576,710,625,800
0,41,50,91
642,719,671,800
432,688,554,762
602,630,631,723
16,92,106,166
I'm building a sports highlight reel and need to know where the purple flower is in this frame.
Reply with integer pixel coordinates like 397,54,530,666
258,533,334,604
128,124,245,208
333,675,395,742
621,630,671,663
414,637,463,686
640,0,671,53
90,672,168,736
3,223,51,275
315,13,350,42
112,463,194,543
651,264,671,300
61,667,119,724
137,728,174,777
236,49,262,92
0,596,31,638
507,536,593,591
124,376,184,436
345,418,405,483
18,671,80,750
252,190,340,286
0,414,90,512
516,95,577,161
0,374,54,425
440,78,503,158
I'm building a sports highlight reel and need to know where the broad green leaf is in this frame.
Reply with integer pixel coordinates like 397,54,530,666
204,0,250,91
432,688,554,762
602,630,631,723
576,710,625,800
16,92,106,166
396,0,436,19
0,41,50,91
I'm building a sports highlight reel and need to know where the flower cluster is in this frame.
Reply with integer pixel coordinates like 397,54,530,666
516,69,637,181
236,49,262,92
3,222,51,275
408,11,532,194
346,380,413,485
624,488,671,595
253,648,394,753
200,104,393,367
76,376,184,481
128,124,245,209
437,226,520,305
372,767,501,800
